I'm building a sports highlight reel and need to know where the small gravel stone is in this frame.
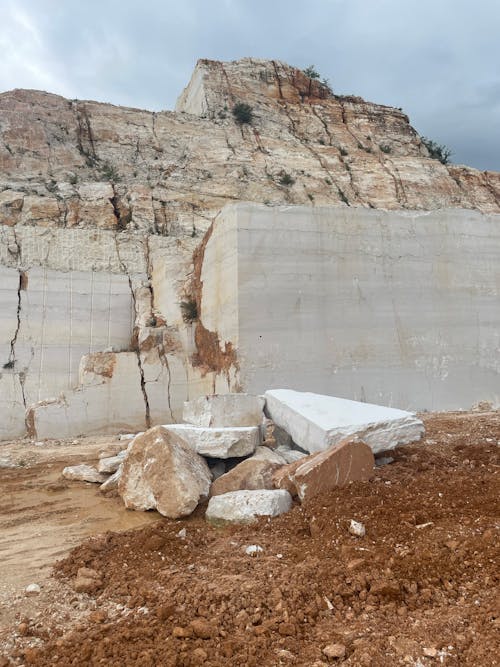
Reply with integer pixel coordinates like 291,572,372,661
190,618,216,639
349,519,366,537
24,583,41,596
322,643,346,659
245,544,263,556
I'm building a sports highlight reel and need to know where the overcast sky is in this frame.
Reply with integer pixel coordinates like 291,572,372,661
1,0,499,171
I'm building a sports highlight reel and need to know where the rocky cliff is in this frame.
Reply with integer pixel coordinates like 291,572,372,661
1,57,499,241
0,58,499,440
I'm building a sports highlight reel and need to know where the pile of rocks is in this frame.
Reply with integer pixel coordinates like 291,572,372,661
62,390,425,524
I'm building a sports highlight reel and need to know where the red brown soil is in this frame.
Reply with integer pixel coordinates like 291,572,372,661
2,412,499,666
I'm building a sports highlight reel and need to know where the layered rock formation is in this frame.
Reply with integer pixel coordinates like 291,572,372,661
0,57,499,439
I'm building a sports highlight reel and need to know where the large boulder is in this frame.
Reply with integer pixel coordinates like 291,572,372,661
163,424,260,458
273,439,374,502
118,426,211,519
206,489,292,525
183,394,265,427
210,459,281,497
265,389,424,454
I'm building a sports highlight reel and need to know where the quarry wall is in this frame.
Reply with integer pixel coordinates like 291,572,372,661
1,203,499,440
0,225,230,441
202,204,500,411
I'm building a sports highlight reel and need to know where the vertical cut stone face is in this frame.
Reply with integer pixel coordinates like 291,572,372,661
118,426,212,519
203,204,500,412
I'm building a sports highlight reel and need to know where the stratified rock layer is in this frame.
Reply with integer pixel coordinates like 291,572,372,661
1,58,498,245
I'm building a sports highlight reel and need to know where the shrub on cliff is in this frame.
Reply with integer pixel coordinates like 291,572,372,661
421,137,452,165
303,65,320,79
232,103,253,124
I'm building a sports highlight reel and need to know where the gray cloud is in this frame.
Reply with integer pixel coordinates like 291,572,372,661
0,0,498,170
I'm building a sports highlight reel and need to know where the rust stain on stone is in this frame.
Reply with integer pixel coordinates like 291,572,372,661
25,407,36,438
82,352,117,379
190,221,238,376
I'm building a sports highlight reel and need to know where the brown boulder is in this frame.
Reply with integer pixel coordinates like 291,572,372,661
273,439,374,502
210,458,281,497
118,425,211,519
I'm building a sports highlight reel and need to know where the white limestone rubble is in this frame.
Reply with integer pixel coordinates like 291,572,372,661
251,446,288,465
205,489,293,525
162,424,260,459
265,389,424,455
62,464,108,483
182,394,265,428
99,466,123,492
97,450,127,474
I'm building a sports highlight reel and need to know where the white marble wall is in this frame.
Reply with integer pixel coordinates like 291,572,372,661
0,265,135,439
203,204,500,411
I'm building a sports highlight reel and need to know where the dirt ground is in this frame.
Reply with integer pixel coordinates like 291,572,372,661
0,412,498,666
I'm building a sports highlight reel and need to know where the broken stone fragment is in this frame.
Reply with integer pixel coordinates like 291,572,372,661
189,618,217,639
349,519,366,537
205,489,292,524
62,464,108,484
251,446,288,465
272,423,294,449
24,583,41,597
322,643,346,660
97,450,127,474
73,567,103,593
99,465,122,492
275,447,307,464
210,458,282,497
273,440,374,502
265,389,424,454
183,393,265,428
163,424,260,459
118,425,211,519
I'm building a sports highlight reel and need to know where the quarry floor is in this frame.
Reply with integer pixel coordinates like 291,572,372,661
0,412,499,667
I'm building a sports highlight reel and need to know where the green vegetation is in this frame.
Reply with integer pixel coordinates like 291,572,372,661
232,102,253,124
302,66,332,92
99,161,120,182
421,137,452,165
303,65,320,80
180,299,198,323
278,171,295,186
